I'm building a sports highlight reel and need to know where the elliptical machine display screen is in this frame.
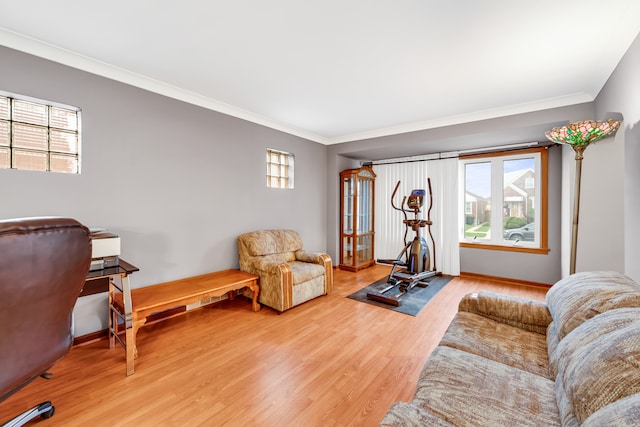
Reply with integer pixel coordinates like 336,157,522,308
407,189,425,210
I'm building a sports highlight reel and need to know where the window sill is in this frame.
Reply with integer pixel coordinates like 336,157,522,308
459,242,550,255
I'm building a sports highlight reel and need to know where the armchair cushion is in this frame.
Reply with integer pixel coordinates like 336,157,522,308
289,261,325,284
240,229,302,256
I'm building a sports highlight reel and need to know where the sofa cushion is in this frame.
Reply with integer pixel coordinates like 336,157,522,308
555,311,640,424
379,402,456,426
238,229,303,256
546,321,560,364
549,307,640,379
439,311,549,377
458,291,551,334
412,346,560,426
582,394,640,427
546,271,640,341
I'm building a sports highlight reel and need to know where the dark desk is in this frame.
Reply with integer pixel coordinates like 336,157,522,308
85,259,139,376
86,258,139,281
83,259,139,295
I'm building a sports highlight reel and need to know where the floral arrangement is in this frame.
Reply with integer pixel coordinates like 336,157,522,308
545,119,620,146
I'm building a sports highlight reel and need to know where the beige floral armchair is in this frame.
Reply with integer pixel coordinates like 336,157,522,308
238,229,333,312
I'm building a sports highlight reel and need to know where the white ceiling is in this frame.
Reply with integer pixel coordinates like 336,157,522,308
1,1,639,144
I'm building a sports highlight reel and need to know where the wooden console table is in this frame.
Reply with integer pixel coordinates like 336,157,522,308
111,269,259,375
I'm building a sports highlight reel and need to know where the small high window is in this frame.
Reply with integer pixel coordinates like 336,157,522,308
266,148,294,189
0,94,80,174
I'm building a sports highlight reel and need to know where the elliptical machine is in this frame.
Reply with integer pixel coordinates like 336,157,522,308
367,179,440,306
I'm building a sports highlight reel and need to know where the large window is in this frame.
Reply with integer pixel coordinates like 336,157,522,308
0,94,80,173
266,148,294,189
460,147,548,253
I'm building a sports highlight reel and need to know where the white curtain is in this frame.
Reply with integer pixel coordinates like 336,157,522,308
373,158,460,275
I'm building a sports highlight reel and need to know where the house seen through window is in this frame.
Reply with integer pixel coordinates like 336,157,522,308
460,147,548,253
0,94,80,174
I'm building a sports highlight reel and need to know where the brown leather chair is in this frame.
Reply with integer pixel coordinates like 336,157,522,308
0,217,91,426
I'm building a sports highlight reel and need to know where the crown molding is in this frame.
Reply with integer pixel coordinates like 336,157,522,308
0,27,329,144
325,93,595,145
0,27,595,147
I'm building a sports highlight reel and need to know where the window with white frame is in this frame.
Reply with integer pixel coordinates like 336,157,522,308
0,94,80,174
465,201,472,215
460,148,548,252
266,148,294,189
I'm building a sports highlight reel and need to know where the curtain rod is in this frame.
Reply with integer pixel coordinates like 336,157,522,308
362,141,549,166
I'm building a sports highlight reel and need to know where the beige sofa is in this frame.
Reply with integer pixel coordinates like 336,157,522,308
238,229,333,312
380,271,640,426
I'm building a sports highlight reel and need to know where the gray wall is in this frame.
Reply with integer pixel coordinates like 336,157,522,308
0,46,328,335
328,103,597,284
3,31,639,334
593,32,640,282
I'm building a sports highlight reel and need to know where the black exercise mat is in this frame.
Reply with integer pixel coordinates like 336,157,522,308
347,274,453,316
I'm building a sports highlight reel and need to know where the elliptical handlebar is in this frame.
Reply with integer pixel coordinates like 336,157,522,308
390,180,409,223
390,181,402,211
427,178,433,222
390,181,410,248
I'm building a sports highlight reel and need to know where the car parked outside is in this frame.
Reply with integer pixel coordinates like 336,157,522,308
503,223,535,241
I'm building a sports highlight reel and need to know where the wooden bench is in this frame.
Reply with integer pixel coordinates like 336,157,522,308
111,269,259,374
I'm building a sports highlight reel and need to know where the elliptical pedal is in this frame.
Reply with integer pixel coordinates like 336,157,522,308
366,290,402,306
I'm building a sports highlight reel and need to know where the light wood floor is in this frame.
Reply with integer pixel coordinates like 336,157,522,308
0,265,547,426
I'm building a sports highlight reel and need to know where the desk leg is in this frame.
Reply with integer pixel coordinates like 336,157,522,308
108,280,116,349
120,275,135,376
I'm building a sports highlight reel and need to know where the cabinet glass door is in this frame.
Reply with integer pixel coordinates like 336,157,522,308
343,177,353,235
358,179,372,234
339,166,375,271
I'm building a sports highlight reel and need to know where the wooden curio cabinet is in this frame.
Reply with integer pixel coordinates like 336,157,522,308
339,166,376,271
